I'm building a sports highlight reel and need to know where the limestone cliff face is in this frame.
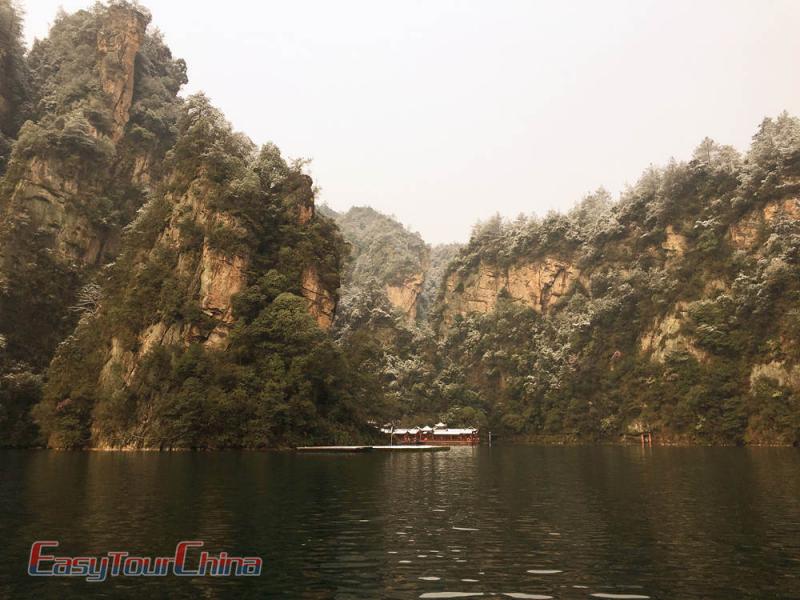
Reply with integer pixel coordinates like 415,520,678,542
3,157,119,265
639,302,708,363
100,178,251,387
97,5,148,142
301,265,336,329
0,6,148,270
385,271,425,321
728,197,800,251
0,4,164,371
441,257,581,324
198,242,248,347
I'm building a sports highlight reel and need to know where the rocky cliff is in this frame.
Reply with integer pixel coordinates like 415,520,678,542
430,123,800,445
3,3,356,449
0,1,185,372
327,206,431,324
35,96,350,449
441,257,583,325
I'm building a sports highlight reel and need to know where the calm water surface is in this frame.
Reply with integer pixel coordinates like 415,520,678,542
1,446,799,599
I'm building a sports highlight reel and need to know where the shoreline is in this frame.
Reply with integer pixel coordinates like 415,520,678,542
2,439,798,451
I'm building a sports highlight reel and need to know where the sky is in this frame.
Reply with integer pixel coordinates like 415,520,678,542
20,0,800,244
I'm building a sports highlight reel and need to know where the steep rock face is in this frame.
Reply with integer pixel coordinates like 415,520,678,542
441,257,581,324
639,302,708,363
4,157,116,264
97,5,147,141
199,243,248,345
328,206,431,325
385,271,425,321
0,3,184,373
36,95,350,449
429,118,800,445
728,197,800,251
301,264,336,329
98,179,252,390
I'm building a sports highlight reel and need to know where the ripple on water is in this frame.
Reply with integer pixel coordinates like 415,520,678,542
419,576,441,581
590,594,650,599
526,569,563,574
419,594,484,599
452,527,479,531
503,594,554,600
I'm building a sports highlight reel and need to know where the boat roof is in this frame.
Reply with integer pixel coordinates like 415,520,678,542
383,425,478,435
433,428,477,435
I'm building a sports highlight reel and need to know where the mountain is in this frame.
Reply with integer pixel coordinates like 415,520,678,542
0,1,186,445
324,206,466,421
327,120,800,445
1,1,798,448
0,2,380,448
431,123,800,445
35,96,376,449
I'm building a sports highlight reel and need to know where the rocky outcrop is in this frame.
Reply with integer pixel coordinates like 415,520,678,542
301,265,336,329
385,271,425,322
441,257,581,325
639,302,708,363
97,5,148,142
662,225,688,257
729,197,800,251
749,361,800,390
199,243,248,348
0,5,150,271
4,157,119,264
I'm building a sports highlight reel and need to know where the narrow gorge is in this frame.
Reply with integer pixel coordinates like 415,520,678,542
0,1,798,448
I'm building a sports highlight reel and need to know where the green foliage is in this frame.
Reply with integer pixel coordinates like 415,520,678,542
332,206,429,289
0,1,187,445
36,94,377,448
423,116,800,445
0,0,30,172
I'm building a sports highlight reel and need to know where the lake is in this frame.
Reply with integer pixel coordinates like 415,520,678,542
1,446,799,598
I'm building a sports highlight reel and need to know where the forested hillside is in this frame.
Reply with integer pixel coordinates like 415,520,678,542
0,2,383,448
326,206,465,422
328,119,800,445
434,120,800,445
0,1,797,448
0,0,29,173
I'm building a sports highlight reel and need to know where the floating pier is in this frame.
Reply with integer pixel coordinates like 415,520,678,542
372,445,450,452
295,445,450,453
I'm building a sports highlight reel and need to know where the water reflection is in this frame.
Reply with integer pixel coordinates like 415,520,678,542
0,446,798,598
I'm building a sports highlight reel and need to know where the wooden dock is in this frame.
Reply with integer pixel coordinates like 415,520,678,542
295,445,450,453
372,445,450,452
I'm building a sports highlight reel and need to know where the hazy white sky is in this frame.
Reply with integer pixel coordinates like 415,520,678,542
21,0,800,244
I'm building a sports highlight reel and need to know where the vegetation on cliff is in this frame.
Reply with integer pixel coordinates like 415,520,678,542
433,115,800,445
0,0,30,173
0,1,188,446
1,1,798,448
34,95,383,449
